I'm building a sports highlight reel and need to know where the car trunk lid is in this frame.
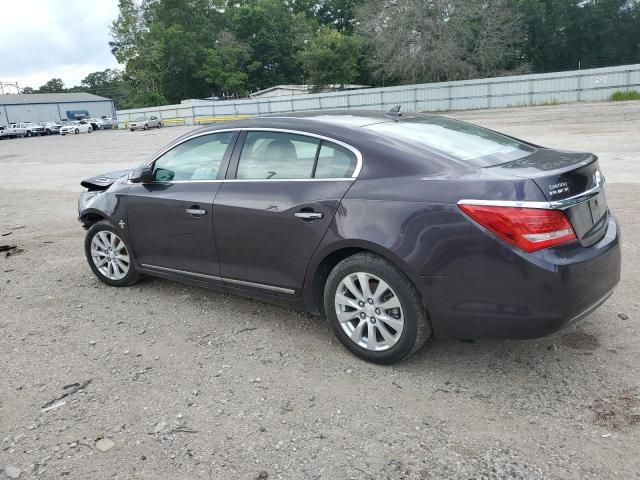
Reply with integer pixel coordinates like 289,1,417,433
487,149,608,247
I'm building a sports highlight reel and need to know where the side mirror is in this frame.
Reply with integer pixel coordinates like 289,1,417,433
129,164,154,183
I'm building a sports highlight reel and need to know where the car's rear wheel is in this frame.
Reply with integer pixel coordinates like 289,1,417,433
144,124,148,130
88,127,92,133
85,221,140,287
26,130,32,137
74,128,79,134
324,253,431,364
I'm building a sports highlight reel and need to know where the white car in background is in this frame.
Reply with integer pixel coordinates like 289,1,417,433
60,120,92,136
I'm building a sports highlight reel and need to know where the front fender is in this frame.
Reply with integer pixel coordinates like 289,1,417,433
78,184,129,231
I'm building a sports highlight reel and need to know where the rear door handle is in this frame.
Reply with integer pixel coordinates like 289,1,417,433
186,208,207,216
295,211,323,220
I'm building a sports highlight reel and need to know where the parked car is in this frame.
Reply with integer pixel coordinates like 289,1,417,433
24,122,45,137
60,120,92,135
101,117,117,129
78,109,620,364
4,123,28,138
129,115,162,131
38,121,62,135
86,118,104,131
0,126,8,139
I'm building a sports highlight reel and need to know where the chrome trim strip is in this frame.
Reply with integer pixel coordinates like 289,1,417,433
548,182,603,208
457,199,553,209
141,264,222,281
141,264,296,295
223,277,295,295
458,184,605,210
142,127,363,180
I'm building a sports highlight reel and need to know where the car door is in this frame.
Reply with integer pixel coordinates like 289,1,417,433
213,130,361,295
127,131,237,277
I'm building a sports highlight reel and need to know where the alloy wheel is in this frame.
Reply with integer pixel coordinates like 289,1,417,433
90,231,130,280
334,272,404,351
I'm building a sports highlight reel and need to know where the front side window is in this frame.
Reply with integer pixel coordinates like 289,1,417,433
153,132,233,181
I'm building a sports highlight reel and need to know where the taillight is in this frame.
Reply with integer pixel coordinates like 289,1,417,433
458,204,577,253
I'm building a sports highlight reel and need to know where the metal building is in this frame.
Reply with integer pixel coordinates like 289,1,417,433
0,92,115,125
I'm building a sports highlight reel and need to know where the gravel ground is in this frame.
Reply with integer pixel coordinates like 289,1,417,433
1,102,639,479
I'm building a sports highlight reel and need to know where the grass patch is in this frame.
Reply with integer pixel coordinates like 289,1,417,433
609,90,640,101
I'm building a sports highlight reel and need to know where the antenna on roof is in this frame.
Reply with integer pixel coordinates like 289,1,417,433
384,104,402,118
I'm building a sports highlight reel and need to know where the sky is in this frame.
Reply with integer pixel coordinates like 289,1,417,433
0,0,121,92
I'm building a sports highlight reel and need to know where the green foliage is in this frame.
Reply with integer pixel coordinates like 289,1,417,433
38,78,65,93
98,0,640,108
298,27,362,90
609,90,640,101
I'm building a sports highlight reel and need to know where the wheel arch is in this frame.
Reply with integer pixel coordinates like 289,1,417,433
79,210,108,229
305,241,419,316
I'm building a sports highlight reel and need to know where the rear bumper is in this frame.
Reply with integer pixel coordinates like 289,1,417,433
419,214,621,339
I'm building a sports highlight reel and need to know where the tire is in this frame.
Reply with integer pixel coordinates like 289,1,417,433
158,122,162,129
88,127,92,133
143,124,148,130
26,130,32,137
323,252,431,364
84,220,140,287
75,128,79,134
130,128,135,132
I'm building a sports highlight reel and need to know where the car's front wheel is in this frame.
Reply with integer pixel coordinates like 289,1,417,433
85,221,140,287
324,253,431,364
143,124,148,130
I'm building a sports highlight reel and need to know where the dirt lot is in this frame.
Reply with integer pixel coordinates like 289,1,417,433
1,102,639,479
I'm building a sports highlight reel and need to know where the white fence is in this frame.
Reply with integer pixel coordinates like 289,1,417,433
116,63,640,127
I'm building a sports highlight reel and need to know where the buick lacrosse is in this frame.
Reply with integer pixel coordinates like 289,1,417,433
78,110,620,363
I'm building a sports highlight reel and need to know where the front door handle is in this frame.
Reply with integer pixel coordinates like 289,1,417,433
186,208,207,216
295,211,324,220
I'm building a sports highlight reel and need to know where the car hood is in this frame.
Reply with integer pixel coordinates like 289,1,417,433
81,170,130,190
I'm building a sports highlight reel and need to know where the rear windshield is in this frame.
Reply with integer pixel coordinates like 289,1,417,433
364,117,535,167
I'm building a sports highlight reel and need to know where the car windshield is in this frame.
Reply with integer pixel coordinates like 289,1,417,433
364,116,535,167
135,116,146,121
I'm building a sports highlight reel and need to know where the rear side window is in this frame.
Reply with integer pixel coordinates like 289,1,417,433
237,131,358,180
153,132,233,181
237,132,320,179
364,117,535,167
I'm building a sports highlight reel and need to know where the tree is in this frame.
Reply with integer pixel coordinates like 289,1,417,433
291,0,367,32
229,0,301,90
358,0,525,84
513,0,640,72
196,31,253,97
21,87,35,94
298,27,362,89
38,78,65,93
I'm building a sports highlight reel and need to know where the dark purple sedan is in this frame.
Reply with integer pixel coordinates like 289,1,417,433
78,110,620,364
